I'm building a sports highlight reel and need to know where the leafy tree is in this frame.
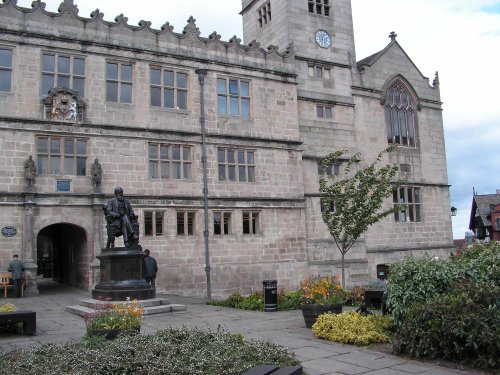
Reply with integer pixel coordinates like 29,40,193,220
319,147,404,288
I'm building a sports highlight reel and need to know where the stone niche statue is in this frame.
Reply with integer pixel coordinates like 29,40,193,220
90,158,102,186
24,155,37,189
103,187,139,248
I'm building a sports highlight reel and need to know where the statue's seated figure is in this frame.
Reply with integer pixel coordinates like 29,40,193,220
103,187,140,248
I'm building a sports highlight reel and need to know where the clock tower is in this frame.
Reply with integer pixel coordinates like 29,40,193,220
240,0,357,152
241,0,356,126
241,0,356,64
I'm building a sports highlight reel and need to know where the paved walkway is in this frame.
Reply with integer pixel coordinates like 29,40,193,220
0,281,484,375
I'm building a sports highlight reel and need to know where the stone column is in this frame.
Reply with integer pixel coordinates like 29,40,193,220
89,194,104,291
22,195,39,296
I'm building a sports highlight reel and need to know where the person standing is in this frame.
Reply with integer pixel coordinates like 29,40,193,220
7,254,25,298
143,249,158,287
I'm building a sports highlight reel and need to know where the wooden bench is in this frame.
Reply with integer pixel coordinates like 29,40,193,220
0,311,36,335
241,364,302,375
0,272,25,298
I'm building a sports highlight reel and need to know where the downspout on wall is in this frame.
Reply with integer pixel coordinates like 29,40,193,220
195,69,211,300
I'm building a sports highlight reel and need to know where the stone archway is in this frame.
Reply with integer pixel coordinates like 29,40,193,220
36,223,89,290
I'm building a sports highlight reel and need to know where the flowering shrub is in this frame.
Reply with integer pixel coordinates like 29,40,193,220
85,297,146,330
0,303,16,313
312,311,392,345
299,274,346,305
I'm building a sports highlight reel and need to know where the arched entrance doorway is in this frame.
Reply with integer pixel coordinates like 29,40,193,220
37,224,89,290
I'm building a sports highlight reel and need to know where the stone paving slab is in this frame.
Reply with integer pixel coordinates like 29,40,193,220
0,281,488,375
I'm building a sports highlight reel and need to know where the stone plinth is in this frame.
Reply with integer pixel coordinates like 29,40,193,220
92,246,155,300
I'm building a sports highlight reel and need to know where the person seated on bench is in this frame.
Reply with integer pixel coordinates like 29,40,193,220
7,254,25,298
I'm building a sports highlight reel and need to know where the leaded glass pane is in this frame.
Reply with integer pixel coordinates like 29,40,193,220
173,162,181,179
121,64,132,81
177,72,187,88
73,58,85,75
64,139,74,154
177,90,187,109
229,80,238,95
51,139,60,154
76,139,86,154
42,54,55,72
149,161,158,178
229,97,239,115
73,78,84,96
58,56,70,74
106,82,118,101
41,74,54,94
0,49,12,67
164,71,174,86
76,157,86,176
0,70,11,91
217,78,226,94
106,63,118,80
151,87,161,106
160,145,168,159
121,83,132,103
150,68,161,85
241,98,250,118
57,76,69,88
217,96,227,114
165,89,174,108
172,146,180,160
240,81,249,97
37,138,48,153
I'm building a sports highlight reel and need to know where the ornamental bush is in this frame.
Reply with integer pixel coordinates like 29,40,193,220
0,303,16,313
312,311,392,346
206,290,301,311
393,280,499,370
387,242,500,326
0,326,300,375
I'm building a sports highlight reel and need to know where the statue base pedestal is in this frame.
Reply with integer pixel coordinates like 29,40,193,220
92,246,155,300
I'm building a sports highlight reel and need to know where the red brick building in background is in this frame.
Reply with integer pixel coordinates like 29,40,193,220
469,191,500,242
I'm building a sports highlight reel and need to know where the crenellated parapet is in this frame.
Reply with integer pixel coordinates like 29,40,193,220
0,0,294,73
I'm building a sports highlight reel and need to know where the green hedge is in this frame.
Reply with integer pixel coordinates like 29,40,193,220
386,241,499,325
387,242,500,370
393,281,499,369
206,290,302,311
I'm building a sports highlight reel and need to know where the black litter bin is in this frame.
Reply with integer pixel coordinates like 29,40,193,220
263,279,277,312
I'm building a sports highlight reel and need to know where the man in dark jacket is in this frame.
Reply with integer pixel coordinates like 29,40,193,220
143,249,158,287
7,254,25,298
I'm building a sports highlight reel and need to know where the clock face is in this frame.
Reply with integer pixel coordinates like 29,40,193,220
315,30,332,48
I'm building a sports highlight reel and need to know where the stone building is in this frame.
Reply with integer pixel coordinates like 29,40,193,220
0,0,454,297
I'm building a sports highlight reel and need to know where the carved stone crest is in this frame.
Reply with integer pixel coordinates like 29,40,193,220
43,88,85,123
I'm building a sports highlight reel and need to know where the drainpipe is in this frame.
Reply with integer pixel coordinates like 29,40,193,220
195,69,211,300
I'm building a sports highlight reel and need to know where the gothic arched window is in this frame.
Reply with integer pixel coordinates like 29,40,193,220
384,81,416,147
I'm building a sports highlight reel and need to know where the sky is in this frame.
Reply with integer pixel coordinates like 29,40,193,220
14,0,500,239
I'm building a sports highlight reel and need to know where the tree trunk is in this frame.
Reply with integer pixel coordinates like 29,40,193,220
341,252,345,289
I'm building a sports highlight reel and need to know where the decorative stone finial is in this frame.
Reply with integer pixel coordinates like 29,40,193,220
114,14,128,24
433,71,440,87
208,31,221,41
389,31,397,41
229,35,242,45
183,16,200,36
58,0,79,15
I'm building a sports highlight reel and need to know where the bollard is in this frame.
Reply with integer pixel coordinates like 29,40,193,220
263,279,277,312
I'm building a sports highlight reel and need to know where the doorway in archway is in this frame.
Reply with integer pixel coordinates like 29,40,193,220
37,223,89,290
